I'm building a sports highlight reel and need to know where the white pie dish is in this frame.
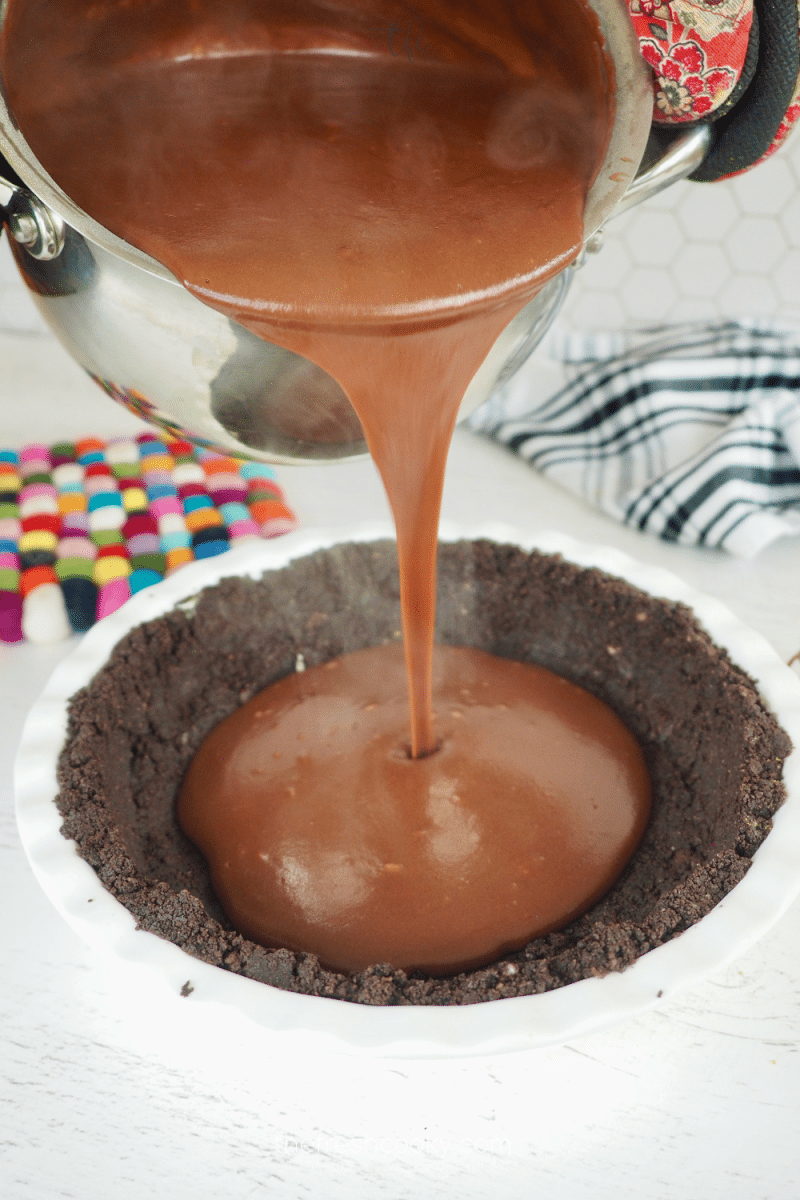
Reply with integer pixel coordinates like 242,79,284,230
14,521,800,1058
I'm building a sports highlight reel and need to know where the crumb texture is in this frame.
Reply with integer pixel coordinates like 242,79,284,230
56,542,791,1006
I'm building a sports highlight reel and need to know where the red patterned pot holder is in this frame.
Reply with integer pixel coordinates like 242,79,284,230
628,0,800,178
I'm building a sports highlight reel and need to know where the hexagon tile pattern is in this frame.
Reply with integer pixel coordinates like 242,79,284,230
564,127,800,331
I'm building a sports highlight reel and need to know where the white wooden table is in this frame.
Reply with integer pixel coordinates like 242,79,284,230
2,328,800,1200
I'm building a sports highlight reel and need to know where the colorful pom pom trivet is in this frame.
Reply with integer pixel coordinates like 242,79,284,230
0,437,298,645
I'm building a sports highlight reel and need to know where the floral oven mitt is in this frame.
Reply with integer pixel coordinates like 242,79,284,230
628,0,800,179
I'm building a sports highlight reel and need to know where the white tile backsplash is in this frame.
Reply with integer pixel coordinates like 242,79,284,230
563,127,800,331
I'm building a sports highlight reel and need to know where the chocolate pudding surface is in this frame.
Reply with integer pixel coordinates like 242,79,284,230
56,541,791,1006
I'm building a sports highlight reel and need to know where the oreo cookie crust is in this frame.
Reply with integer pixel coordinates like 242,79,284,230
55,542,791,1006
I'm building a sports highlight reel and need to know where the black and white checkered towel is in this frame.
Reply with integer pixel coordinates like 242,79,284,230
470,320,800,558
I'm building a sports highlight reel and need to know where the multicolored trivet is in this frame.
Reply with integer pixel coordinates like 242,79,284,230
0,434,297,645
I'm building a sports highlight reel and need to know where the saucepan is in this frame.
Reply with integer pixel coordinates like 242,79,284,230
0,0,711,464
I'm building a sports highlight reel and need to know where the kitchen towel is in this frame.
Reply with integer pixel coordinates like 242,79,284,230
470,319,800,557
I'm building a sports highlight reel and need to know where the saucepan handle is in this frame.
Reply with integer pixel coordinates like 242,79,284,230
0,148,64,260
0,154,16,233
1,145,23,240
614,123,714,220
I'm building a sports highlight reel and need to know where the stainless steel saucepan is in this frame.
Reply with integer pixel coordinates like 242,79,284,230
0,0,710,464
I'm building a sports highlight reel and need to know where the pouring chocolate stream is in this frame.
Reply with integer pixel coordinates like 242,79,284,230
3,0,651,972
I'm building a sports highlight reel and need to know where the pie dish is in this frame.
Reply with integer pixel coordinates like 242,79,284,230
15,523,800,1057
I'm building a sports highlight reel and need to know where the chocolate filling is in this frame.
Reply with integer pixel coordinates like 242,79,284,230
56,541,791,1006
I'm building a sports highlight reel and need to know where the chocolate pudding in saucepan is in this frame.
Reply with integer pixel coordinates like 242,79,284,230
3,1,691,984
